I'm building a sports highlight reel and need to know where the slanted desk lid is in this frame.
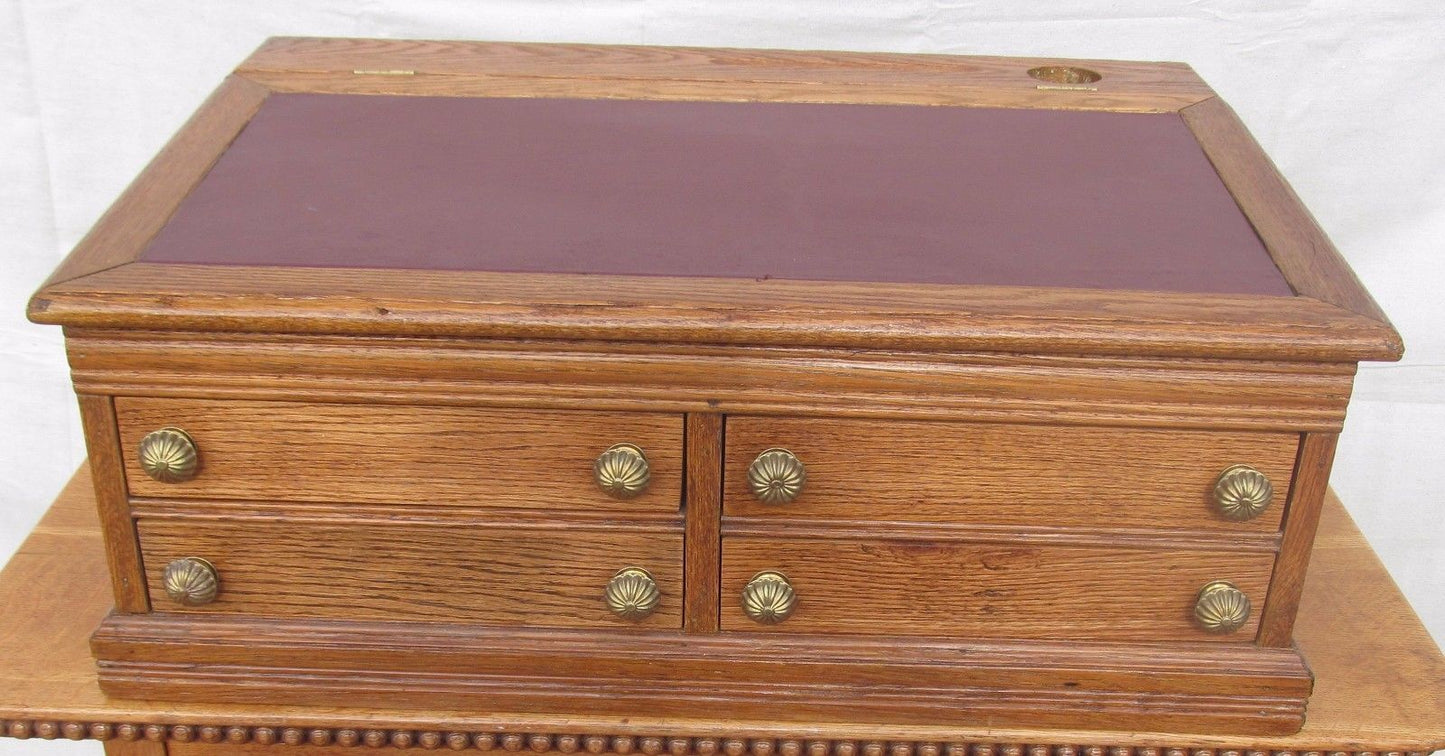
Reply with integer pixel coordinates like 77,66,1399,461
29,38,1400,363
138,93,1290,297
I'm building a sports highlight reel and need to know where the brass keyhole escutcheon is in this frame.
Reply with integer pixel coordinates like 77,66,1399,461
1027,65,1102,84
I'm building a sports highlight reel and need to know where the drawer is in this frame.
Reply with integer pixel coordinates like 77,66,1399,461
117,398,682,513
138,516,683,629
721,535,1273,641
725,417,1298,531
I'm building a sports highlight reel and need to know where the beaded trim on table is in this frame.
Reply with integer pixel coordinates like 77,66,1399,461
0,721,1432,756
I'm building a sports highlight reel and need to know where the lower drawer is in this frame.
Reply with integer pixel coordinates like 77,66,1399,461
138,517,683,629
721,536,1274,642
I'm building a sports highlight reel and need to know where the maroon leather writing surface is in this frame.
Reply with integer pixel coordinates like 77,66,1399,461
140,93,1291,296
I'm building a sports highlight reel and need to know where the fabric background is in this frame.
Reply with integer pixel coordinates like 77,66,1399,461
1,3,1440,749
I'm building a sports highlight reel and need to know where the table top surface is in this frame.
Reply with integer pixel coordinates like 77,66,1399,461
138,93,1288,296
0,466,1441,753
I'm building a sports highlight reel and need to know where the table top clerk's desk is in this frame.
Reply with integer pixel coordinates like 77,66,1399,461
0,467,1441,756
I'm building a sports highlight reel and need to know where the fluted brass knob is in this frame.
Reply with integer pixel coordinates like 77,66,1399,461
741,570,797,625
138,427,199,483
605,567,660,621
162,557,219,606
1194,580,1250,634
747,448,806,505
594,443,651,499
1212,464,1273,521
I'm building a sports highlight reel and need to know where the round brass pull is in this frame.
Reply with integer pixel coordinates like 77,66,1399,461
594,443,651,499
1212,464,1273,521
741,570,797,625
162,557,219,606
605,567,660,621
138,427,199,483
1194,580,1250,634
747,448,806,505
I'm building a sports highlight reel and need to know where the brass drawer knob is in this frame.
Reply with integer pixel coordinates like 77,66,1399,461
1212,464,1273,521
605,567,660,621
594,443,651,499
162,557,219,606
747,448,806,505
741,570,797,625
138,427,200,483
1194,580,1250,634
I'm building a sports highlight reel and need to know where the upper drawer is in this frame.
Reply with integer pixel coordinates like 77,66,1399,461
725,417,1298,531
116,398,682,513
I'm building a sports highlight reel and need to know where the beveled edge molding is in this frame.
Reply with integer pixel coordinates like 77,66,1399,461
61,329,1359,434
0,721,1432,756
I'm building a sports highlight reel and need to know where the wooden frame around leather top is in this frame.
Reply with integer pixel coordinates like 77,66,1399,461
27,37,1401,364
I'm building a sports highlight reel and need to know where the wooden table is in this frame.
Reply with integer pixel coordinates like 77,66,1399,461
1,468,1442,756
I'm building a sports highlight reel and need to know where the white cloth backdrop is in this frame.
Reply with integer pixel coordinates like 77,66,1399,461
1,3,1440,750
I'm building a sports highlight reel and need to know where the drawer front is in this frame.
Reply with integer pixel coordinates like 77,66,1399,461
721,536,1273,641
725,417,1298,531
117,398,682,513
139,517,683,629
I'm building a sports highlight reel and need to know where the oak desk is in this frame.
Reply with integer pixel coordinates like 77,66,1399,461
0,468,1441,756
26,38,1409,735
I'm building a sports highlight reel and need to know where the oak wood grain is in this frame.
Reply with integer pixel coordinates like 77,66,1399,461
136,516,682,629
718,519,1280,553
33,76,268,289
35,262,1401,363
724,417,1299,533
94,661,1306,735
94,612,1304,695
3,468,1443,749
104,740,166,756
93,609,1309,733
66,330,1359,432
1256,432,1338,646
720,536,1274,641
1180,97,1400,343
683,413,723,632
236,37,1215,113
76,395,149,612
114,398,682,513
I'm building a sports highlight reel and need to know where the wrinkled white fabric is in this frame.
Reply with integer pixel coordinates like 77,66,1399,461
0,7,1440,745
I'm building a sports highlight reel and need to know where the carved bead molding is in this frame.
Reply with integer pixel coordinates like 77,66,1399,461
0,722,1430,756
